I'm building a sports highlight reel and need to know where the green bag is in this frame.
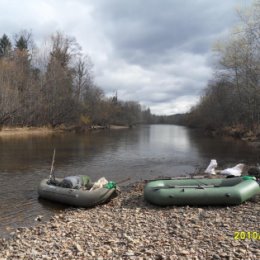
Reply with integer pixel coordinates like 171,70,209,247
104,181,117,189
80,175,91,187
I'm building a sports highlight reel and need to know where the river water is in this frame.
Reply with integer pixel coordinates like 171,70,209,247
0,124,259,237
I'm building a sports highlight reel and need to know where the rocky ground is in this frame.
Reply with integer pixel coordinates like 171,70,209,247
0,182,259,260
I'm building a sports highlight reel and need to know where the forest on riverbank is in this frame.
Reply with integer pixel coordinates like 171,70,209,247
164,1,260,138
1,1,258,133
0,31,153,129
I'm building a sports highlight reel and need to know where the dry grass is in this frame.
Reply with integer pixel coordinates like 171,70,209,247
0,127,56,137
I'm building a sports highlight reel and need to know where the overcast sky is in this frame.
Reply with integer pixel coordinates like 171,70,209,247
0,0,252,115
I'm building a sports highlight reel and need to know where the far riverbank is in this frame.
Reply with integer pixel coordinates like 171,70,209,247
203,126,260,149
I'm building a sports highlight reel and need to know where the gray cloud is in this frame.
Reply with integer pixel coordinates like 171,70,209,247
94,0,239,60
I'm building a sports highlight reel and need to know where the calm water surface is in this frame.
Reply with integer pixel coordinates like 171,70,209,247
0,124,259,237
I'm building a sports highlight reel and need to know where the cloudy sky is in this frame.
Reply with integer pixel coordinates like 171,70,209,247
0,0,252,115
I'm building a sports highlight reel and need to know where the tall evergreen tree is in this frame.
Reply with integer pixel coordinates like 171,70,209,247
15,36,28,51
0,34,12,57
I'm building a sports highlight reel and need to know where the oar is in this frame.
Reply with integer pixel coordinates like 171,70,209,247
116,177,131,185
145,176,190,182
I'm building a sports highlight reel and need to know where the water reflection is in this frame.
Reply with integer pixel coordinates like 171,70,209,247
0,125,258,238
187,129,260,167
148,124,193,152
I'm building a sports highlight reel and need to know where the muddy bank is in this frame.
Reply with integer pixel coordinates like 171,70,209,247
208,126,260,141
0,125,130,137
0,127,56,137
0,181,259,260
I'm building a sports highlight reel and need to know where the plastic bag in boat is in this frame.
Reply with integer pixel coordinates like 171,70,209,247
90,177,108,191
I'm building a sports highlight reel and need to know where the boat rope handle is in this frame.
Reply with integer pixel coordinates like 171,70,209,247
153,184,219,191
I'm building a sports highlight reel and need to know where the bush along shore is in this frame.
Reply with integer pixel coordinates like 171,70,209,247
0,181,259,260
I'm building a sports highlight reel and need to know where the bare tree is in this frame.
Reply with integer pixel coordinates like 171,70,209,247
186,1,260,132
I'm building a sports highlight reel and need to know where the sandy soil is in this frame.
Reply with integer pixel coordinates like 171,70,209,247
0,127,57,137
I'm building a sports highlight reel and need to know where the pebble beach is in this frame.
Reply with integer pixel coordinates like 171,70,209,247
0,181,259,260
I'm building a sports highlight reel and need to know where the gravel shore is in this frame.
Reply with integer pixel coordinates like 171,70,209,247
0,181,259,260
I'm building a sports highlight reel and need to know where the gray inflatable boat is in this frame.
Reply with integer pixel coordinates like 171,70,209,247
38,178,116,207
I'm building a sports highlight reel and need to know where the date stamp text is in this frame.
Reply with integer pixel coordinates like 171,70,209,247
234,231,260,240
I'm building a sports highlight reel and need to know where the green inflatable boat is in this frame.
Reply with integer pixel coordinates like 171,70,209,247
144,176,259,206
38,178,116,208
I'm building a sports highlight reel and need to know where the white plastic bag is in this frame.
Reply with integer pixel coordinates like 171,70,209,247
204,159,218,175
90,177,108,191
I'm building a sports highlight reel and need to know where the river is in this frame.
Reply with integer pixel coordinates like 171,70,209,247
0,124,258,237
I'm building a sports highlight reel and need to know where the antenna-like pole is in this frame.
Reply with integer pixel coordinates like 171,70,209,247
49,148,56,181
